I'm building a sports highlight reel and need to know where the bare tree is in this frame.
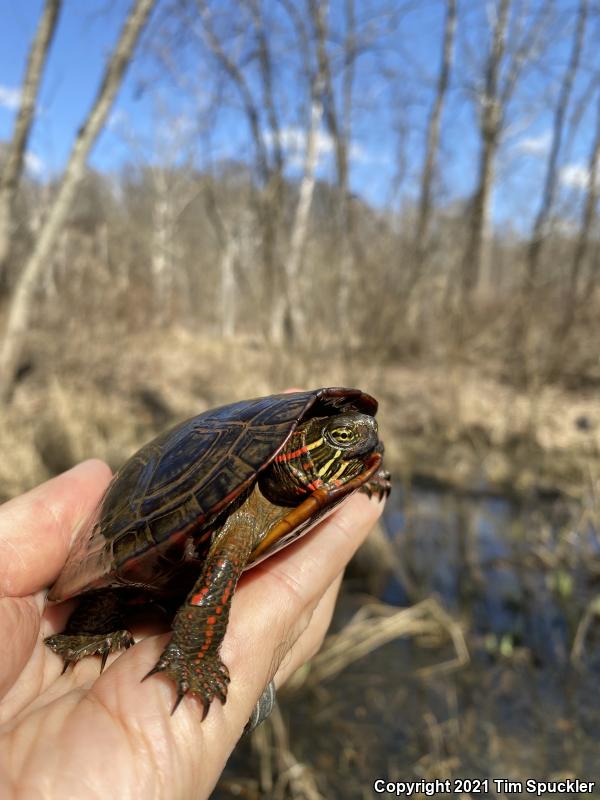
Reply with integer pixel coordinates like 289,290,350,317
460,0,511,299
411,0,457,290
248,0,284,178
526,0,588,286
268,0,325,344
247,0,287,343
0,0,62,280
150,164,202,323
197,0,286,342
202,169,257,340
567,90,600,307
539,86,600,378
283,94,324,344
0,0,156,401
119,102,206,325
460,0,552,300
339,0,357,338
309,0,344,198
307,0,355,336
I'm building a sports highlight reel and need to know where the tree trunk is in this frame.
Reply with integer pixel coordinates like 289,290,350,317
409,0,456,298
247,0,286,344
546,90,600,377
461,135,498,297
567,92,600,309
309,0,354,337
0,0,62,279
284,96,323,343
460,0,510,301
151,172,173,325
220,236,237,340
0,0,156,402
526,0,588,286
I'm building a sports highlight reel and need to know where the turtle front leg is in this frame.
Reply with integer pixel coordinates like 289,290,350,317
45,590,134,672
360,469,392,501
144,515,255,717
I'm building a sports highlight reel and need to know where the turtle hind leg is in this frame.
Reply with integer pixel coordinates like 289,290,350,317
45,590,134,673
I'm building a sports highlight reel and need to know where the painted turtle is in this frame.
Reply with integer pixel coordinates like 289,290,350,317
45,387,389,716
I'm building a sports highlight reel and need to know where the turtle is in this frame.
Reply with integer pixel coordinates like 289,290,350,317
45,387,390,717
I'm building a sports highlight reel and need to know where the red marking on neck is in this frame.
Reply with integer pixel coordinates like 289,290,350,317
275,445,309,462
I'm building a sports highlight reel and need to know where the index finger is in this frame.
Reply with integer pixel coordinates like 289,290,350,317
0,460,112,597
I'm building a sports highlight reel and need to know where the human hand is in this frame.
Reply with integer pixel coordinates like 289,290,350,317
0,458,385,798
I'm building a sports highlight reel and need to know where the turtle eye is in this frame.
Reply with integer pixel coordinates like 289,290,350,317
326,425,357,447
324,413,378,454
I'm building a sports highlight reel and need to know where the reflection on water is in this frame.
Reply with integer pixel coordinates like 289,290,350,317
386,483,599,666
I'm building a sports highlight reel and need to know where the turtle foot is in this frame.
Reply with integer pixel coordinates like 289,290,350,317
143,641,230,717
45,630,135,673
361,469,392,501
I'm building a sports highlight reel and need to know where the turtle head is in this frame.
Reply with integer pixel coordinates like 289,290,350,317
322,412,380,459
259,411,382,505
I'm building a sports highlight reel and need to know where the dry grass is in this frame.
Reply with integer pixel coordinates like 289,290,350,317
1,324,598,502
290,598,468,687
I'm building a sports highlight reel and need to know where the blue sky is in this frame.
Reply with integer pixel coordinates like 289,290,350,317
0,2,142,173
0,1,598,230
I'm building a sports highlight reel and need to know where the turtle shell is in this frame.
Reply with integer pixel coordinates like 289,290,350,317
49,388,378,602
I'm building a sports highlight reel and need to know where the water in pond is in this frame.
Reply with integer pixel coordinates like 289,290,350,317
217,482,600,798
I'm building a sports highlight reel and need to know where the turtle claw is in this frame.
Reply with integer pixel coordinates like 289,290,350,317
145,641,230,716
142,663,161,681
61,658,73,675
171,689,187,716
45,630,134,673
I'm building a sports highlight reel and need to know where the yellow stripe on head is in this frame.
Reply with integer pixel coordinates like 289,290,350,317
331,460,350,481
317,449,342,477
